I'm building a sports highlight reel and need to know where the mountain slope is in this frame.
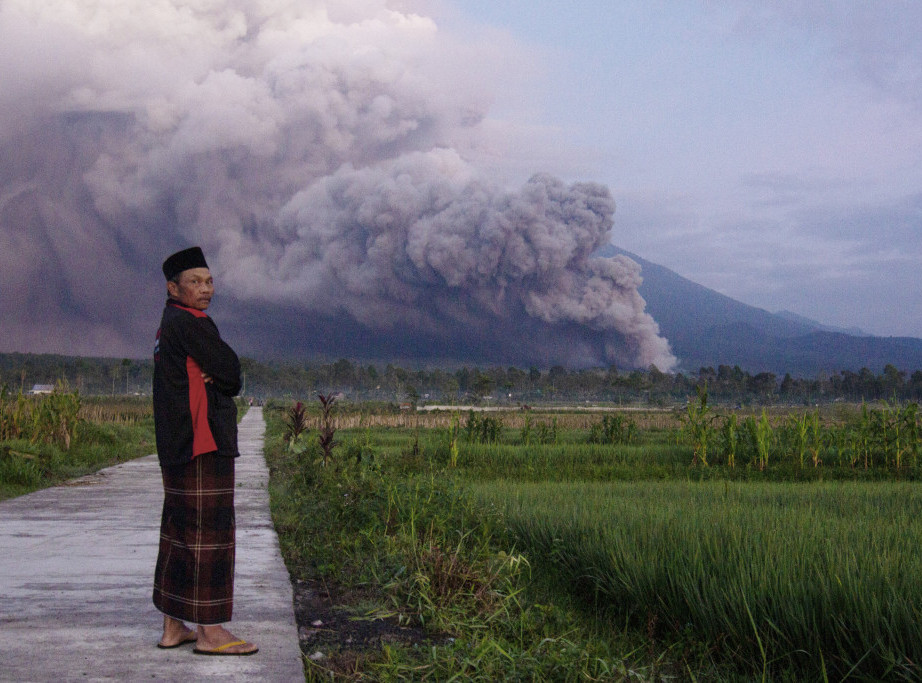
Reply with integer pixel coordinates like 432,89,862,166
601,245,922,374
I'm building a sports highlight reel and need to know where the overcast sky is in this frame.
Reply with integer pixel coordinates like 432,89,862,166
434,0,922,337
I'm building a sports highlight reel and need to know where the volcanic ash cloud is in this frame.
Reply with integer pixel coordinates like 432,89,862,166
0,0,676,370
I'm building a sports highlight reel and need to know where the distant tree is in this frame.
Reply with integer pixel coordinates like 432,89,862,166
909,371,922,400
779,373,795,397
385,364,408,389
473,372,493,400
443,375,460,397
698,367,717,387
121,358,132,394
748,372,777,398
506,366,527,393
331,358,355,385
882,364,906,395
455,367,473,392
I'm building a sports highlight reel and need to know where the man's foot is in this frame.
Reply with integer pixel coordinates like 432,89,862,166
158,616,198,649
193,624,259,656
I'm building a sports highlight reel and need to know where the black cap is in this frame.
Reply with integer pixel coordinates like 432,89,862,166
162,246,209,280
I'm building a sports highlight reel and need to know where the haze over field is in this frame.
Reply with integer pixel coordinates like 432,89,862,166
1,1,919,369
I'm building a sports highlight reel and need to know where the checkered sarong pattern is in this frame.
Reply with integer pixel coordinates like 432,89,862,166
152,453,235,625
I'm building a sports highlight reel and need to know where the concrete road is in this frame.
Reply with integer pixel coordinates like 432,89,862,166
0,407,305,682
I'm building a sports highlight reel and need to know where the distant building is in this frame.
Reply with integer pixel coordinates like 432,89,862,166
28,384,54,395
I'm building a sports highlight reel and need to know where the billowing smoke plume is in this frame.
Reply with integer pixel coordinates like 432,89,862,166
0,0,676,370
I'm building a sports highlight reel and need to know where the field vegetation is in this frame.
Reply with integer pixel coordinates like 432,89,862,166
267,393,922,680
0,386,155,500
7,351,922,405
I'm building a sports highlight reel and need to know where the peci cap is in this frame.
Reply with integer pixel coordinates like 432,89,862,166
162,246,209,280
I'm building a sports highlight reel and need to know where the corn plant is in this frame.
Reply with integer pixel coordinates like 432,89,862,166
880,400,919,469
854,404,874,468
535,417,558,445
589,414,636,445
806,411,823,468
520,413,533,446
1,384,81,450
682,384,718,466
0,388,29,441
47,387,81,450
904,403,920,467
787,413,809,469
464,411,502,444
447,414,460,467
0,385,16,440
718,413,739,468
744,411,773,471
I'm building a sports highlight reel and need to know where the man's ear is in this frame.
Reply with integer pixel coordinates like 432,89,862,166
166,280,179,298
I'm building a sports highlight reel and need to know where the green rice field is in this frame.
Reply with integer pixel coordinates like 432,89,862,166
265,400,922,680
471,479,922,680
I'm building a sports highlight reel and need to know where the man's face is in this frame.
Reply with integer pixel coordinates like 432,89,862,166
167,268,214,311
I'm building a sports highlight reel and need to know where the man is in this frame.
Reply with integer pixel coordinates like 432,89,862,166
152,246,258,655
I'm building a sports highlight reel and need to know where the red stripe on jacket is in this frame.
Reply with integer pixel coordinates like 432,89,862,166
186,356,218,458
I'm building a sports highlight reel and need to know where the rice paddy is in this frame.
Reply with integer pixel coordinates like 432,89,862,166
267,399,922,680
471,479,922,680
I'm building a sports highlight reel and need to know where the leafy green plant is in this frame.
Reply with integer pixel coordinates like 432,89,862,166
787,412,809,469
681,384,717,466
317,392,340,466
283,400,309,451
806,410,823,468
464,411,502,444
534,417,558,445
263,400,922,681
0,383,81,449
445,413,460,467
589,414,636,445
744,411,773,471
1,395,154,500
520,413,532,446
719,412,739,468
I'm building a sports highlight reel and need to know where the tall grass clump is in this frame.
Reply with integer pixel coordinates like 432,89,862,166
0,383,80,448
588,413,636,445
679,392,922,473
0,389,154,500
473,479,922,680
263,402,637,680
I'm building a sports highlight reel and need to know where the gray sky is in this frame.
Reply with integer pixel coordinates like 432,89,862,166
432,0,922,337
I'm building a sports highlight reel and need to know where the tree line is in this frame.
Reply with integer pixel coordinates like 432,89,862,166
3,352,922,404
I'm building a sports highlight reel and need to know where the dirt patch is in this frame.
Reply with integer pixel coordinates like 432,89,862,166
292,578,438,672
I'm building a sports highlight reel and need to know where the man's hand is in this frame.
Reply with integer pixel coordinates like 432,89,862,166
201,372,214,384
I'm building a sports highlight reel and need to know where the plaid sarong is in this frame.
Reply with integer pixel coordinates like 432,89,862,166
152,454,235,625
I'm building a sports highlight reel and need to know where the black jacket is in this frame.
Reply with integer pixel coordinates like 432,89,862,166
153,300,241,467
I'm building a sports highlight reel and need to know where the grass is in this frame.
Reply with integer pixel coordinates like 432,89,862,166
266,405,665,681
471,480,922,680
0,396,155,500
265,399,922,680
